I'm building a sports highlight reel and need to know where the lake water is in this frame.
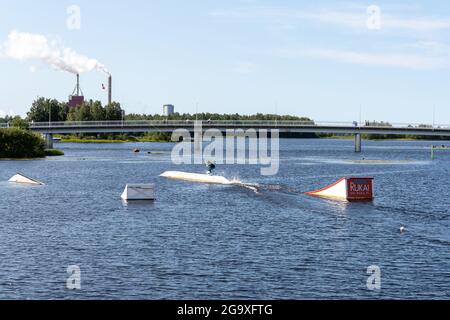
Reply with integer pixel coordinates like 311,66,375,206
0,139,449,299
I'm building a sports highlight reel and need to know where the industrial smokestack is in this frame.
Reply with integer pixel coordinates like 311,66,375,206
76,74,80,96
108,75,112,106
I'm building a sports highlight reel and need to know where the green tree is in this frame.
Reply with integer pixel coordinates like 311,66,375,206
105,102,123,120
0,115,12,123
10,116,29,129
0,128,45,158
27,98,68,122
66,107,78,122
65,100,123,122
78,104,94,121
89,100,106,121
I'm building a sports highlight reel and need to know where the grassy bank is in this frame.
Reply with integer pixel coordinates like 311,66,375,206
60,137,171,143
60,138,131,143
58,133,172,143
319,134,450,141
45,149,65,156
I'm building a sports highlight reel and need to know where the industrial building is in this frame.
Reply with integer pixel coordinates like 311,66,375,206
68,73,113,107
163,104,175,116
68,74,84,108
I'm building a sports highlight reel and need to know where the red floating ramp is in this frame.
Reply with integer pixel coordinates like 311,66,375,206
305,177,374,201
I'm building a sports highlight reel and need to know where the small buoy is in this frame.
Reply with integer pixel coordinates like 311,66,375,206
400,226,406,233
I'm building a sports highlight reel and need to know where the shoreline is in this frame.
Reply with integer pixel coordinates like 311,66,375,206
320,135,450,142
57,137,450,143
59,138,171,143
0,151,65,160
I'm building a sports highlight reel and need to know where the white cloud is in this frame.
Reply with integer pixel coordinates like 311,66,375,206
272,47,445,70
384,17,450,31
298,10,450,31
211,6,450,32
297,10,366,29
407,41,450,53
212,5,450,70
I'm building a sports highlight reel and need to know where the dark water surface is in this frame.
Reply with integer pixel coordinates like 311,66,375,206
0,139,448,299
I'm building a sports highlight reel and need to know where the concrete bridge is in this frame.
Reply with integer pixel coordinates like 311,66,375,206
1,120,449,151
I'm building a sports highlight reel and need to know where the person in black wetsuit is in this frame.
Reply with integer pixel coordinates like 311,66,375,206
206,161,216,175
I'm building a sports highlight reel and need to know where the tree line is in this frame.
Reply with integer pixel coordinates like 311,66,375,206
25,98,124,122
1,98,313,124
126,112,314,122
1,98,124,124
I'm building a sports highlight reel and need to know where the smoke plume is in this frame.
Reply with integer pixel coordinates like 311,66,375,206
2,30,109,75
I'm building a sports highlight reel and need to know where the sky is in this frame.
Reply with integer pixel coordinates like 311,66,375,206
1,0,450,124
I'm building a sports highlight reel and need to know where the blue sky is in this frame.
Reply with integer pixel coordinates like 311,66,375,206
1,0,450,124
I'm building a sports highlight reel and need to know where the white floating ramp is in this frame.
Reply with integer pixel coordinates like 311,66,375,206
8,173,44,185
305,177,374,201
160,171,232,185
121,184,155,201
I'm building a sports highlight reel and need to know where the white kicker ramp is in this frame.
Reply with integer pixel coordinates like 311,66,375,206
160,171,232,185
121,184,155,201
8,173,44,185
305,177,374,201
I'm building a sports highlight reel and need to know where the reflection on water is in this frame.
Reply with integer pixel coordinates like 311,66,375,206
0,139,448,300
121,200,156,208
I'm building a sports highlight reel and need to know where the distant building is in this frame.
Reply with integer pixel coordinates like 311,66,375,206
69,74,84,108
68,95,84,108
163,104,175,116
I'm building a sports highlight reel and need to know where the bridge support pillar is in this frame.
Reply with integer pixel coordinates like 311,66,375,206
355,133,362,153
194,121,203,164
45,134,53,149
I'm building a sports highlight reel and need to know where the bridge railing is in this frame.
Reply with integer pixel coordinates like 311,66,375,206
26,120,450,129
26,120,337,128
1,120,449,130
28,120,324,127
